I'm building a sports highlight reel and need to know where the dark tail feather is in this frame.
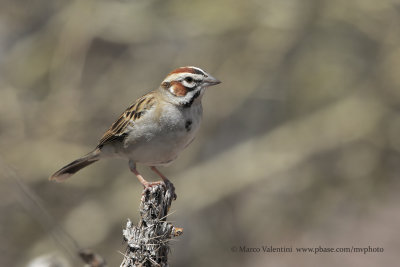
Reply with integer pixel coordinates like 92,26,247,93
49,149,101,182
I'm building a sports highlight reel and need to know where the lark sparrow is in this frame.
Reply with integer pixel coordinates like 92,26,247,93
50,66,221,188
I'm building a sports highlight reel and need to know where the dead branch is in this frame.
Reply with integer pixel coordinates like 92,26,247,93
120,181,182,267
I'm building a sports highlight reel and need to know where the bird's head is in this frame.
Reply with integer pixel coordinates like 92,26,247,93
159,66,221,107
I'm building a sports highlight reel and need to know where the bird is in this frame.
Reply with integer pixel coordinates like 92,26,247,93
49,66,221,188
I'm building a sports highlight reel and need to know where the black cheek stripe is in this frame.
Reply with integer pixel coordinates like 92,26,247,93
182,91,201,108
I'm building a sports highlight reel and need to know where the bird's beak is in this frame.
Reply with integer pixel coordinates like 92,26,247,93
204,75,221,86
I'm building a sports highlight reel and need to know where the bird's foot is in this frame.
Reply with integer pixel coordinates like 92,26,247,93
141,180,165,195
141,180,177,200
142,180,164,189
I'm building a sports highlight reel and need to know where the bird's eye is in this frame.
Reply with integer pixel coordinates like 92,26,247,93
184,77,194,83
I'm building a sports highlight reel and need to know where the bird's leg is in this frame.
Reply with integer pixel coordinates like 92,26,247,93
129,160,162,188
150,166,176,200
150,166,170,183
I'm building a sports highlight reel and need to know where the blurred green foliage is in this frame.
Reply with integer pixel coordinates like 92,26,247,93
1,0,400,266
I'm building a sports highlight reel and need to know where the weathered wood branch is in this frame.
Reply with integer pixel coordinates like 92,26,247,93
120,181,182,267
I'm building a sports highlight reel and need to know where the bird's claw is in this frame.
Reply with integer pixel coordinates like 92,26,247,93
141,180,177,200
141,180,165,195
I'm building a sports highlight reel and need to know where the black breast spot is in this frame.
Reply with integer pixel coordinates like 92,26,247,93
185,120,192,132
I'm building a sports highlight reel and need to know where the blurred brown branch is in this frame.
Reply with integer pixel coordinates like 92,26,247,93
0,157,107,267
121,182,182,267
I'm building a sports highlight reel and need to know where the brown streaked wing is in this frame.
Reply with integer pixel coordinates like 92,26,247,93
97,92,157,147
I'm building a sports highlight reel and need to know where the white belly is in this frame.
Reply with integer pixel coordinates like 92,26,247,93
120,103,202,166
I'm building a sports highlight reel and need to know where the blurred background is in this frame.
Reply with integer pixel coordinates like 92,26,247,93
1,0,400,266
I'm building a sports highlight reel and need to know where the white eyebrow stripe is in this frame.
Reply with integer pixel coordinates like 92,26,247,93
163,73,204,83
187,66,207,75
